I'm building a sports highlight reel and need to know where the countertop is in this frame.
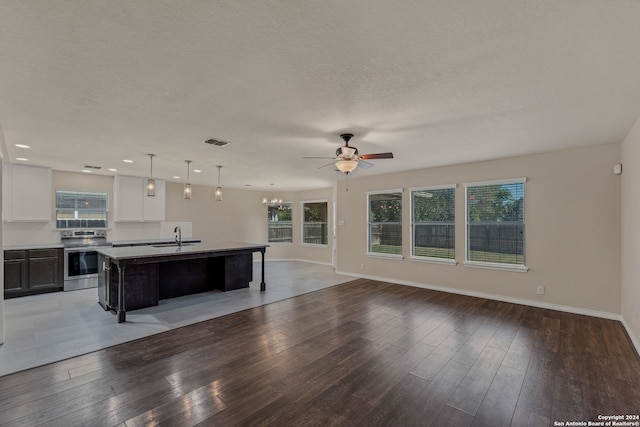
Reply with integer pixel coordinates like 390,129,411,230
4,243,65,250
108,238,201,247
96,241,268,261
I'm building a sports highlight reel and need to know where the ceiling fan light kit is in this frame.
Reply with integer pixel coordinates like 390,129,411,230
335,159,358,173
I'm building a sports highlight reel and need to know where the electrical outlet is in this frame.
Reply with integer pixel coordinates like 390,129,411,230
360,263,365,271
537,286,545,295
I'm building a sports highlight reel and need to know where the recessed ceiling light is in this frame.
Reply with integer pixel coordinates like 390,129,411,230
123,159,134,163
14,144,30,149
16,157,28,161
108,168,118,172
193,169,202,173
82,169,92,173
173,175,180,179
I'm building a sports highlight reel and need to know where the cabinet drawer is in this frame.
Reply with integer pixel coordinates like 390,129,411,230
4,250,26,260
29,248,59,258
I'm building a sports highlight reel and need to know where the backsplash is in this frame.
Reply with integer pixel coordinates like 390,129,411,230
2,221,193,246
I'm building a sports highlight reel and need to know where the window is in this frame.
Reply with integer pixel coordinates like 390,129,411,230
368,190,402,256
465,179,526,269
411,185,455,261
267,203,293,244
302,201,328,245
56,190,108,228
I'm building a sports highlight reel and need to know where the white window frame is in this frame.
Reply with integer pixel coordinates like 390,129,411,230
409,184,457,265
366,188,404,259
464,178,528,272
300,199,329,247
267,202,293,245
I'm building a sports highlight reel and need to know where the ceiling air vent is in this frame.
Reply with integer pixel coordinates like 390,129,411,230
83,165,102,170
204,138,229,147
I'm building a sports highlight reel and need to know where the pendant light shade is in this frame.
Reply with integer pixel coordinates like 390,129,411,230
147,154,156,197
183,160,192,199
215,165,223,202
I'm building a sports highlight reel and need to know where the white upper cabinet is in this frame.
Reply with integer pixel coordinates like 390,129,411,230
3,163,52,222
113,175,165,222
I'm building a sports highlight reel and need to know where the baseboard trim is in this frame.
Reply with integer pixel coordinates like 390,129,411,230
620,317,640,359
335,270,623,321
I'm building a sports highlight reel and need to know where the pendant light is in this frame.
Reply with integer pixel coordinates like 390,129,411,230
183,160,192,199
215,165,223,202
147,154,156,197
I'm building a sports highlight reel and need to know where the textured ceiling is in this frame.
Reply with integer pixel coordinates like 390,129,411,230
1,1,640,191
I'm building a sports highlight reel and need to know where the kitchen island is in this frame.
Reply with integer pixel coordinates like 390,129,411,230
96,241,268,323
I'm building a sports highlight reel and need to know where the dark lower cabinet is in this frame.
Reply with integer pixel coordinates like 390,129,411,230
4,250,27,296
4,248,64,298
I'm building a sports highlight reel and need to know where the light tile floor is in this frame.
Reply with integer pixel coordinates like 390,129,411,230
0,260,352,377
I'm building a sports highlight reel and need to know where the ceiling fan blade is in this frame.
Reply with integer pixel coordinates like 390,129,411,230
357,159,373,169
359,152,394,160
318,161,337,169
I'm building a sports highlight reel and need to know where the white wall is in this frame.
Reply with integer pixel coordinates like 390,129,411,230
621,117,640,349
336,144,622,316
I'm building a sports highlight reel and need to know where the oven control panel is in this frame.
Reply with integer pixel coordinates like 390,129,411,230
61,229,107,239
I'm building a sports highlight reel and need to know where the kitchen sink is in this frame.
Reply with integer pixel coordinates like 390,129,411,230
151,243,196,248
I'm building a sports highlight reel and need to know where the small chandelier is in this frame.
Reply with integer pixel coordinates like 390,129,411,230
262,183,282,206
215,165,223,202
147,154,156,196
183,160,192,199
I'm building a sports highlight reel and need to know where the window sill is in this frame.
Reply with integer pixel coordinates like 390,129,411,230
463,261,528,273
366,252,404,260
268,242,293,246
409,256,457,266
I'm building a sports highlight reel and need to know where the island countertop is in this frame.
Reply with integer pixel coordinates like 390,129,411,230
97,241,269,323
95,241,268,261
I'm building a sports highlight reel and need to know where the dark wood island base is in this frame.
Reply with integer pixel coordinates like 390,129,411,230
97,242,268,323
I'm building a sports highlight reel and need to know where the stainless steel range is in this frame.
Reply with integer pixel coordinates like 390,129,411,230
61,229,111,291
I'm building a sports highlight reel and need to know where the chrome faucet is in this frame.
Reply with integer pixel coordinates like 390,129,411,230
174,226,182,246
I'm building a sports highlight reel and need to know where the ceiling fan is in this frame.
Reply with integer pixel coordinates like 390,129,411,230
305,133,394,174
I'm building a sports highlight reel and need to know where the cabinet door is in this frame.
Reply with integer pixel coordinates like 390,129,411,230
9,164,52,221
4,252,27,295
114,175,165,222
28,256,60,291
114,175,144,221
143,178,165,221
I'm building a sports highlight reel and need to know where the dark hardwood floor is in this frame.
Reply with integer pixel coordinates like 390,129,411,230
0,279,638,426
